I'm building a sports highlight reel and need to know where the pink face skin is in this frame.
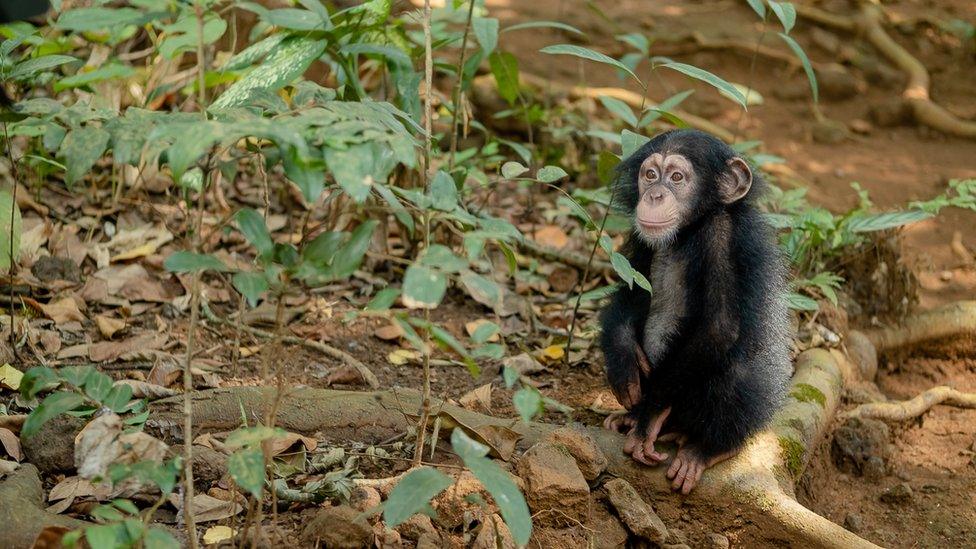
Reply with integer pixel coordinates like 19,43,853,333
634,153,697,244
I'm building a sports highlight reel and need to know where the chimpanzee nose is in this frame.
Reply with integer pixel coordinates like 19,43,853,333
647,188,665,202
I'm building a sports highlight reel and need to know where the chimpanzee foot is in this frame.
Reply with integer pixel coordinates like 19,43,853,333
603,411,637,433
625,406,672,466
666,445,738,494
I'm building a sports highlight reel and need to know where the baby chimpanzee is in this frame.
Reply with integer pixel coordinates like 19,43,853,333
600,129,791,494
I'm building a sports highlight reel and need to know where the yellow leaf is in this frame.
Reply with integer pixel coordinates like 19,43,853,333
95,315,126,339
202,525,236,545
537,344,565,362
111,241,159,262
388,349,420,366
0,364,23,391
239,345,262,358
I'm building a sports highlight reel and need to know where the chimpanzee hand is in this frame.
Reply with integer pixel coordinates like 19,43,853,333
608,344,652,410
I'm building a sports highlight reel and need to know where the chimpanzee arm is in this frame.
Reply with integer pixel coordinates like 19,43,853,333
600,283,652,410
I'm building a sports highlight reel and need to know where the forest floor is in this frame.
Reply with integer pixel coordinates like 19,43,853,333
3,0,976,547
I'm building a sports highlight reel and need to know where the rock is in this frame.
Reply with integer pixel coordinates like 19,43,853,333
603,478,668,544
663,545,692,549
817,64,862,100
416,533,442,549
544,426,608,480
880,482,913,504
517,442,589,526
31,255,81,283
868,99,912,127
472,514,515,549
849,119,873,135
433,470,495,529
373,523,402,549
707,532,730,549
171,445,226,490
666,528,688,545
300,505,372,548
588,503,629,549
831,417,891,476
349,486,381,513
397,514,438,541
844,512,864,532
863,456,886,480
21,415,84,475
811,120,848,144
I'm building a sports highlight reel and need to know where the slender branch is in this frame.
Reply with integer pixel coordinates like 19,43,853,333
2,121,18,356
447,0,477,172
842,386,976,421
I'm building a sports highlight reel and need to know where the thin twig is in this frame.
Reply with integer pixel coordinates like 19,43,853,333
842,386,976,421
447,0,477,172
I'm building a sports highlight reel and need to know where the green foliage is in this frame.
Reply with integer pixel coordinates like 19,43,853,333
540,44,639,83
0,189,22,271
660,61,747,108
382,467,453,526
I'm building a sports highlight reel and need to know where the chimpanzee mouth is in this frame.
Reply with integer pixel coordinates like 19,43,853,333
638,218,676,230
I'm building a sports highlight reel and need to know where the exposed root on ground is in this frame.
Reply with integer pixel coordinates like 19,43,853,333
200,301,380,388
0,464,87,549
521,238,612,274
843,385,976,421
797,2,976,139
862,300,976,352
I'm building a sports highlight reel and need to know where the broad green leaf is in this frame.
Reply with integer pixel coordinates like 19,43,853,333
84,371,113,402
502,21,583,35
488,51,520,106
745,0,766,19
536,165,568,183
402,265,447,309
324,144,374,203
228,447,266,497
144,528,180,549
366,287,400,310
163,251,228,273
22,392,85,438
661,62,747,108
786,292,818,311
473,17,499,56
374,184,415,236
56,7,148,31
383,467,453,527
103,384,133,413
430,171,458,211
225,426,283,448
598,95,638,127
315,220,378,281
616,33,650,55
158,16,227,60
777,33,818,103
596,150,621,185
621,129,650,158
210,35,326,110
768,1,797,34
459,271,502,310
282,146,325,204
846,210,933,233
59,126,110,185
610,252,634,288
451,429,532,545
501,161,528,179
302,231,344,265
420,244,468,273
513,387,543,423
0,189,22,272
7,55,77,81
540,44,639,83
236,208,274,259
221,33,288,71
722,83,763,106
233,272,269,307
470,321,500,344
19,366,59,399
85,524,120,549
576,284,617,302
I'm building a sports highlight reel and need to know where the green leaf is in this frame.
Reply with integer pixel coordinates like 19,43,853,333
473,17,499,56
22,392,85,438
236,208,274,259
502,21,584,35
316,220,378,281
616,33,650,55
228,447,266,498
540,44,639,83
786,292,819,311
85,524,120,549
459,271,502,310
374,184,415,236
745,0,766,18
768,1,797,34
84,371,113,402
598,95,638,127
366,287,400,310
163,251,228,273
661,62,747,109
103,384,133,413
7,55,77,81
56,7,148,32
536,165,568,183
430,171,458,211
596,150,621,185
470,321,500,344
158,15,227,60
144,528,180,549
19,367,59,399
0,188,22,272
59,126,111,185
488,51,520,106
324,144,374,203
221,33,288,71
846,210,933,233
383,467,453,527
402,265,447,309
233,272,269,307
210,35,326,110
501,161,528,179
451,429,532,545
513,387,543,423
621,129,650,158
777,33,818,103
420,244,468,273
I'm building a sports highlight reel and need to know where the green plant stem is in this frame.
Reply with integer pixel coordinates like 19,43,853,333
194,2,208,114
447,0,477,172
2,121,17,356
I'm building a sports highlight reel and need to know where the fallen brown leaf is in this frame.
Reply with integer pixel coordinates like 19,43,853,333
459,383,493,413
373,323,403,341
26,296,86,325
95,315,126,339
534,225,570,249
0,427,22,461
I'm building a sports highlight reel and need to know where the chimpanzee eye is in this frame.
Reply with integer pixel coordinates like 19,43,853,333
645,169,658,180
671,171,684,183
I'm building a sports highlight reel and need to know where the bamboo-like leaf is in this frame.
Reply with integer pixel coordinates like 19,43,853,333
473,17,499,56
598,95,638,127
744,0,766,19
502,21,584,35
211,35,326,110
540,44,639,83
777,33,818,103
661,62,747,108
768,1,797,34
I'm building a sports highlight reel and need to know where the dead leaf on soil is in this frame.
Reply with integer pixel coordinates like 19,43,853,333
170,493,243,523
388,348,421,366
93,223,173,265
324,364,366,386
537,344,565,363
26,296,86,325
202,525,237,545
0,427,22,461
269,432,317,457
115,379,178,399
502,353,546,376
373,323,404,341
590,390,626,415
60,332,167,362
547,265,579,293
464,319,500,342
74,413,169,480
459,383,493,413
0,363,23,390
82,264,175,303
430,409,521,461
534,225,570,249
95,314,126,338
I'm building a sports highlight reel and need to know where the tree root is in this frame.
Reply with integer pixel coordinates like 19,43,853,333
862,300,976,352
0,464,88,549
517,73,736,143
521,238,612,274
199,302,380,389
144,346,878,547
843,385,976,421
797,2,976,139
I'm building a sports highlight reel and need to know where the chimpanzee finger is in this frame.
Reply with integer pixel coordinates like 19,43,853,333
667,456,682,479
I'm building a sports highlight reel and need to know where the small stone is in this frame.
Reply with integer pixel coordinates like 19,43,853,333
349,486,381,513
849,119,873,134
880,482,913,505
844,512,864,532
707,532,730,549
817,64,862,100
472,514,515,549
373,523,402,549
832,417,891,477
666,528,688,545
397,514,438,541
812,120,848,144
300,505,372,548
589,503,629,549
863,456,886,481
416,533,442,549
517,443,590,526
544,426,608,480
940,270,953,281
603,478,668,544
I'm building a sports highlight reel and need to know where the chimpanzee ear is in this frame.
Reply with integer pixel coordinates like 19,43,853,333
718,157,752,203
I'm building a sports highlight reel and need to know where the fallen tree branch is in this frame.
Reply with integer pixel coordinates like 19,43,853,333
862,300,976,352
842,385,976,421
145,346,878,548
797,2,976,138
200,302,380,389
0,464,88,549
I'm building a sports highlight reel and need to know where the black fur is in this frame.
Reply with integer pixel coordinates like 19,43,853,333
600,129,791,460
